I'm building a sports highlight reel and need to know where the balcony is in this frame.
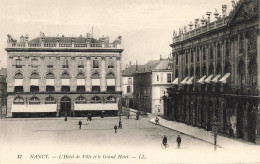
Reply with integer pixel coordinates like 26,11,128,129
62,65,69,68
16,65,22,68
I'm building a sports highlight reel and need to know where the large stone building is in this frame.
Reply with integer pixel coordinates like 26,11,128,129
5,32,123,117
0,68,7,118
166,0,260,144
132,57,173,114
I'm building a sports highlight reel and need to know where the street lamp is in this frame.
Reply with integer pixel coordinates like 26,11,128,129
211,116,220,150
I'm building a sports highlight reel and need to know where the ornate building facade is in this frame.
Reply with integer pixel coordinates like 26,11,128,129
166,0,260,144
6,33,123,117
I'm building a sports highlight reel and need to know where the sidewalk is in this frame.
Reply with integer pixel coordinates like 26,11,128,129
150,117,260,151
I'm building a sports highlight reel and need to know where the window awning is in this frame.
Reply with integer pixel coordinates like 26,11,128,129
219,73,230,83
197,75,207,84
74,103,118,111
46,79,54,86
14,79,23,86
77,79,85,86
30,79,39,86
92,79,100,86
204,74,213,83
212,74,221,83
172,78,179,85
107,79,115,86
62,79,70,86
11,104,57,113
180,77,189,84
185,76,194,85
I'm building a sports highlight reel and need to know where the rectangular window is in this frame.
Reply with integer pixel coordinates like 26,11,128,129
93,60,99,68
127,86,131,93
78,60,84,68
46,86,55,92
128,78,132,84
16,59,22,68
108,60,114,68
157,75,159,81
63,60,69,68
167,74,172,83
31,59,38,68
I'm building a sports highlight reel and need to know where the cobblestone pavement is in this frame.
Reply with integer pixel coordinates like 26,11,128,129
0,116,259,163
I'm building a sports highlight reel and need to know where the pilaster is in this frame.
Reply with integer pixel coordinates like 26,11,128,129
101,57,106,92
116,57,122,92
86,57,91,92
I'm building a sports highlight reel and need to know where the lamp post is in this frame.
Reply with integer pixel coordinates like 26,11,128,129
211,116,220,150
118,98,122,128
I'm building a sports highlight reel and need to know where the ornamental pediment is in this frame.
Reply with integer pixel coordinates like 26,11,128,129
229,0,258,25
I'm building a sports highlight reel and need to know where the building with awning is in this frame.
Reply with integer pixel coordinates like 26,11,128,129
185,76,194,85
74,103,118,111
166,0,260,145
172,78,178,85
197,75,206,84
180,77,189,84
6,32,124,118
219,73,230,83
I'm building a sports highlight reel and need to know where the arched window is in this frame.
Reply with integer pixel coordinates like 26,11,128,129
61,71,70,79
203,47,206,60
75,96,86,104
190,67,194,76
196,49,200,62
185,67,188,76
92,72,100,79
106,72,115,79
29,96,40,104
226,41,229,57
196,65,200,78
77,72,85,79
13,96,24,104
106,96,116,103
209,63,214,75
175,68,179,78
238,58,246,87
46,72,54,79
31,71,39,79
224,61,231,74
45,96,56,104
91,96,101,103
217,44,221,58
14,72,23,79
202,64,206,75
216,62,222,75
210,47,213,60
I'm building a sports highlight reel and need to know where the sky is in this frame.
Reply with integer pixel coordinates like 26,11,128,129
0,0,232,69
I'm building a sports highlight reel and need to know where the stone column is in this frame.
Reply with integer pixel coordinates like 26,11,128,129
86,57,91,92
199,46,202,77
257,34,260,90
55,57,61,92
116,57,122,92
101,57,106,92
213,42,216,76
70,57,77,92
222,41,225,76
230,39,235,88
206,44,209,76
234,36,239,88
39,57,45,92
24,56,30,92
245,36,248,87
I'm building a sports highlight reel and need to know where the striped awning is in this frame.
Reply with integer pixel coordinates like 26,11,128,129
77,79,85,86
46,79,54,86
172,78,179,85
62,79,70,86
92,79,100,86
186,76,194,85
11,104,57,113
180,77,189,84
197,75,207,84
212,74,221,83
14,79,23,86
204,74,213,83
74,103,118,111
30,79,39,86
219,73,230,83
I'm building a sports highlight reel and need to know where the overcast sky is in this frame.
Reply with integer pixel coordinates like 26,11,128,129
0,0,232,68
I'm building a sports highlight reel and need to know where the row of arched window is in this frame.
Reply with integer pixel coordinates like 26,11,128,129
14,71,116,79
13,95,116,104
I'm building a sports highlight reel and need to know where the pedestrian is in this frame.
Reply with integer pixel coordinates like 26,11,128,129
177,135,181,148
78,120,82,129
162,135,167,146
155,117,159,125
114,125,117,133
127,111,130,119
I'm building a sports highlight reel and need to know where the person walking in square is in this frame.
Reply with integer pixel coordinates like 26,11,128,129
78,120,82,129
177,135,181,148
114,125,118,133
155,117,159,125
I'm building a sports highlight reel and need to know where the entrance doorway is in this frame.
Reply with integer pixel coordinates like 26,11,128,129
60,96,71,117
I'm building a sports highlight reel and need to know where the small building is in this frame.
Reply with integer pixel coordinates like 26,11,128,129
133,57,173,114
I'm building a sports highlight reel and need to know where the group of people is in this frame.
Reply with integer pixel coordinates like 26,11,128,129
162,135,182,149
78,113,93,129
